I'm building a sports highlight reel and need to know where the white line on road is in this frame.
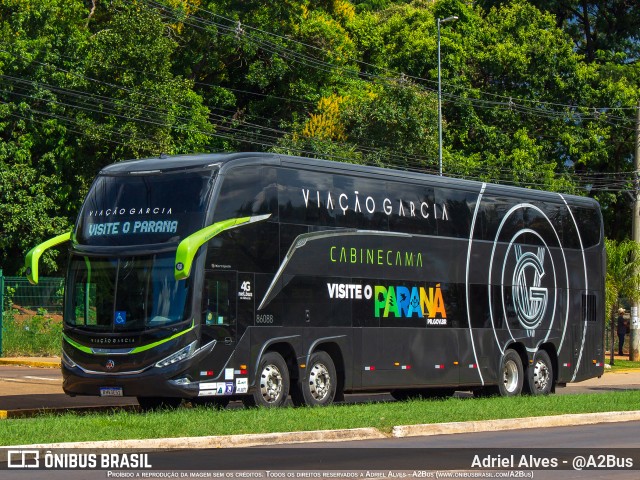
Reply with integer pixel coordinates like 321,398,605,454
23,376,60,381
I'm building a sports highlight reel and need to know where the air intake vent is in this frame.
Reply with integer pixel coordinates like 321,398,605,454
582,293,597,322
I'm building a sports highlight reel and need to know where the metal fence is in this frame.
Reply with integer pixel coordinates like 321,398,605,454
0,269,64,356
3,276,64,314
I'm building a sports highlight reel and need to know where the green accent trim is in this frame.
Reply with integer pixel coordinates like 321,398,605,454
131,321,195,354
63,333,92,354
83,256,92,325
63,320,196,355
174,214,270,280
25,232,72,285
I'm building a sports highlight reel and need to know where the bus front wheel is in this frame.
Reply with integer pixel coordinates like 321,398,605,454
301,351,337,407
243,351,290,408
498,349,524,397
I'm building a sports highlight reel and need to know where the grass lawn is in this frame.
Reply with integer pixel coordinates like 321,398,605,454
2,390,640,446
606,359,640,371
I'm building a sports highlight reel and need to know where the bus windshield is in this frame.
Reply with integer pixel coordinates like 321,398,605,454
65,252,191,332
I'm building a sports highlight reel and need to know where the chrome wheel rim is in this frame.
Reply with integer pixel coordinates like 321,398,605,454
260,363,283,403
532,359,550,393
308,362,331,401
503,359,519,393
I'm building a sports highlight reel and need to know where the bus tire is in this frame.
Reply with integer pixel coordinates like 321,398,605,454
301,351,337,407
244,351,290,408
137,396,182,411
527,350,554,395
498,349,524,397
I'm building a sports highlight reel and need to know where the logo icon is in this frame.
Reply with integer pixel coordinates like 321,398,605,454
8,450,40,469
114,311,126,325
106,359,115,370
512,245,548,330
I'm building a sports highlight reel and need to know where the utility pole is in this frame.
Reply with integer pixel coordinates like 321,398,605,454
632,100,640,361
437,16,458,176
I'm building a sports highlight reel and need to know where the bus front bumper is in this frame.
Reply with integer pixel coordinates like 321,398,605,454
61,360,201,399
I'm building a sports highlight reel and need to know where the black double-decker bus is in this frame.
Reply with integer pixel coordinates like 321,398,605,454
26,153,605,409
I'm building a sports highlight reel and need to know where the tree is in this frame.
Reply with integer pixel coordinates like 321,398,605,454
470,1,640,236
517,0,640,64
605,238,640,364
275,78,438,169
0,0,215,275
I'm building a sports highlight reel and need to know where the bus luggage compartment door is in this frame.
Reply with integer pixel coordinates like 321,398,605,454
361,328,459,388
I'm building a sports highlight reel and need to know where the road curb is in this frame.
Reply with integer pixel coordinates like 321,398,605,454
0,405,138,420
391,410,640,437
13,427,388,449
0,358,60,368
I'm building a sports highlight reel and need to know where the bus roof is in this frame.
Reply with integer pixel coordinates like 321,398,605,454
99,152,271,174
100,152,598,208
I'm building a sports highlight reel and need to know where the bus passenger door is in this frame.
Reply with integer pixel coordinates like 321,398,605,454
201,271,237,367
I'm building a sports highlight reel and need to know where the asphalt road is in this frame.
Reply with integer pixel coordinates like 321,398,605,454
123,421,640,479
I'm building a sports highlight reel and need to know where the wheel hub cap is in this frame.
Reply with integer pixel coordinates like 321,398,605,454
533,360,549,392
260,364,283,403
309,363,330,401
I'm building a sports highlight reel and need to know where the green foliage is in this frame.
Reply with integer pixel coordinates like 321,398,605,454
0,164,71,274
1,0,640,275
605,238,640,320
1,309,62,357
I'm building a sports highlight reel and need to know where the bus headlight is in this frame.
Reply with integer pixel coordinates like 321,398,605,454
155,340,198,368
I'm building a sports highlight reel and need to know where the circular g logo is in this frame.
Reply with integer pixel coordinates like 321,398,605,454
512,245,548,330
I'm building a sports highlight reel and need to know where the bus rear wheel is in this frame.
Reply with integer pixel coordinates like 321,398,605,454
301,351,337,407
243,351,290,408
527,350,554,395
498,349,524,397
137,396,182,411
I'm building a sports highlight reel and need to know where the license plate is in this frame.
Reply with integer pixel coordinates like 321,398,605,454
100,387,123,397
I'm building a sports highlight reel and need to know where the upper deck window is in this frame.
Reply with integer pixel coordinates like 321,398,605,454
76,170,214,246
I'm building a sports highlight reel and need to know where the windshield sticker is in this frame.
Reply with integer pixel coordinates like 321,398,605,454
88,207,173,217
87,220,178,237
114,311,127,325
